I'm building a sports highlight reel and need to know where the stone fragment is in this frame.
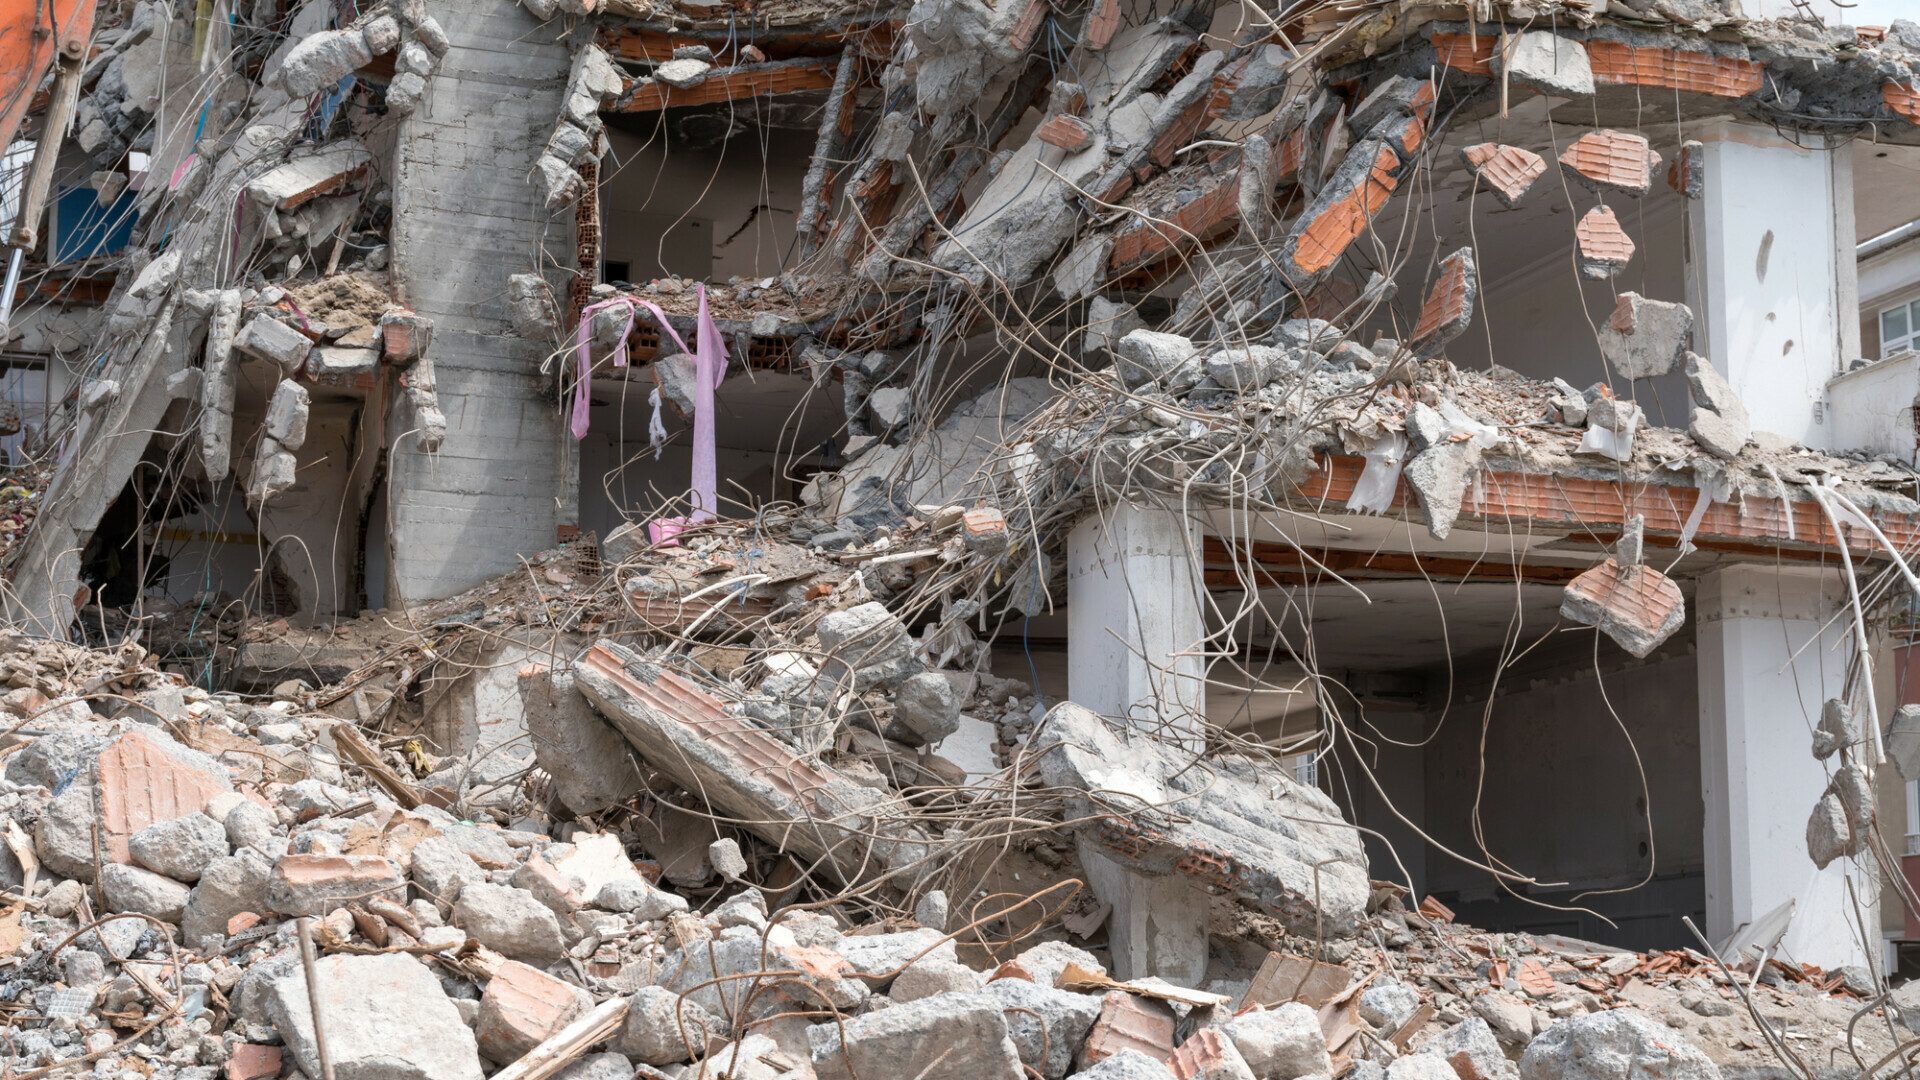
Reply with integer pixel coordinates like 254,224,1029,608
268,855,406,917
1409,248,1477,357
182,848,274,947
1808,792,1852,869
1460,144,1545,208
1598,294,1692,381
1684,352,1749,460
225,800,280,856
1391,1054,1461,1080
1419,1018,1516,1080
1083,296,1144,357
1404,441,1482,540
410,835,488,904
1518,1009,1719,1080
554,1054,630,1080
475,960,590,1063
264,379,311,451
707,838,748,880
890,672,963,745
978,978,1101,1079
261,952,484,1080
592,875,688,920
870,386,913,429
1015,940,1106,989
536,155,583,208
617,986,717,1066
1360,979,1420,1031
1079,1050,1179,1079
1471,994,1535,1046
1224,1003,1331,1080
1115,330,1201,389
100,862,192,922
808,991,1025,1080
893,959,987,1001
915,889,949,932
1575,206,1635,279
1560,130,1658,197
1813,698,1861,760
1206,346,1286,392
834,928,958,991
1495,32,1594,96
129,812,230,882
654,58,711,88
279,30,374,98
454,882,568,963
816,602,925,691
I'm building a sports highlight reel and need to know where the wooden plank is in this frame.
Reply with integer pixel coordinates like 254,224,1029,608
616,58,838,112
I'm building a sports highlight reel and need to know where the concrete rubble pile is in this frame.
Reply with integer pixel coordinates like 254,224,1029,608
0,615,1906,1080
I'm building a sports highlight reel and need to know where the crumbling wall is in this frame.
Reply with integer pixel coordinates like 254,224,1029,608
384,0,578,606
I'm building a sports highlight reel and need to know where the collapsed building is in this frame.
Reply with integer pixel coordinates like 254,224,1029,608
3,0,1920,1076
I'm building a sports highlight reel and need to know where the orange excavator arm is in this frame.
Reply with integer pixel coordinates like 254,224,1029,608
0,0,93,161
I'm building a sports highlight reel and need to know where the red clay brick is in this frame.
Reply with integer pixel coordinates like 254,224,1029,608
1082,992,1176,1066
1560,130,1656,196
225,1045,282,1080
1009,0,1049,53
1290,143,1400,276
476,960,590,1063
96,729,232,864
1170,1029,1247,1080
1460,143,1546,207
989,960,1035,982
1433,33,1495,74
1587,41,1761,97
1410,248,1476,354
1560,557,1685,659
1036,115,1094,152
1888,82,1920,125
1083,0,1121,50
1575,205,1636,278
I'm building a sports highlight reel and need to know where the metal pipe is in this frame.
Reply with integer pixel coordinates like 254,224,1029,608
1859,217,1920,262
0,247,21,336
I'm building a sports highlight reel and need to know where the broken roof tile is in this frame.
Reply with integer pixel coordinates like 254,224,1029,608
1036,115,1094,152
1410,247,1477,356
1559,129,1656,196
1574,205,1636,279
1459,143,1546,208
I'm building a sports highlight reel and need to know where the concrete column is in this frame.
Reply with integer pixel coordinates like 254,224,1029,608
1684,121,1849,447
1067,504,1209,984
1696,565,1870,969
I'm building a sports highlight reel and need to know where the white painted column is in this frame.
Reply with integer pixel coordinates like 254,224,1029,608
1696,565,1871,969
1684,121,1850,447
1068,503,1210,984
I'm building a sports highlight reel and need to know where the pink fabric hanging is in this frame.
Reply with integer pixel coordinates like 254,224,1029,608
570,297,691,440
689,284,729,522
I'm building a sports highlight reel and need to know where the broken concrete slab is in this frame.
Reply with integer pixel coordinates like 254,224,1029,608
264,379,310,451
278,30,374,98
454,882,568,964
1597,294,1692,381
1116,330,1200,388
1684,352,1749,460
262,951,484,1080
573,640,928,887
247,143,374,210
808,991,1026,1080
1038,701,1369,937
520,666,641,816
815,602,925,691
1560,558,1685,658
1223,1002,1331,1080
234,315,313,374
1495,31,1594,96
1518,1008,1717,1080
1403,440,1483,540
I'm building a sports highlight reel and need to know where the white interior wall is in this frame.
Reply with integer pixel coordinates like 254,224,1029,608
602,126,813,284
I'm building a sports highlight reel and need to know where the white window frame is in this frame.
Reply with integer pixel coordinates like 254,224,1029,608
1881,297,1920,359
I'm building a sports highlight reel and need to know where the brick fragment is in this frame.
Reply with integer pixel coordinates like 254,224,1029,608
96,729,233,865
989,960,1035,982
1574,206,1635,279
1081,991,1176,1068
225,1045,282,1080
1037,115,1094,152
1410,248,1477,357
1082,0,1121,50
1560,129,1658,196
265,854,406,917
1170,1028,1256,1080
1667,139,1704,199
1587,41,1761,97
476,959,591,1063
1459,143,1546,208
1560,557,1685,659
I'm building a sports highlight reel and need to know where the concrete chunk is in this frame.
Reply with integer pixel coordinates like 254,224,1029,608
1598,294,1692,381
808,991,1025,1080
522,666,642,816
453,882,567,964
1519,1009,1719,1080
278,30,373,98
262,952,484,1080
128,812,230,883
1224,1002,1331,1080
889,671,963,745
617,986,717,1066
1496,31,1594,96
1684,352,1748,459
264,380,311,451
100,862,191,922
1115,330,1200,388
234,316,313,373
1404,441,1482,540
